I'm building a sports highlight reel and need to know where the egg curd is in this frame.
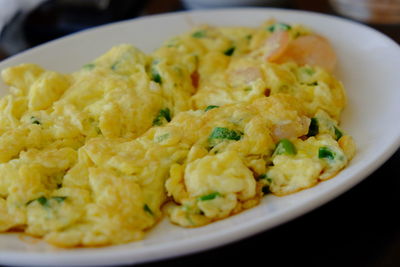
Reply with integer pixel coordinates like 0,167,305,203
0,20,355,247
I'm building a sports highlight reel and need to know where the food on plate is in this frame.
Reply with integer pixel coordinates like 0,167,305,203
0,20,355,247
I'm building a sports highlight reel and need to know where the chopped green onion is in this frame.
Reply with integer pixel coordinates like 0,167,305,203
52,196,67,203
318,147,335,160
262,185,271,194
334,126,343,140
258,174,272,183
82,63,95,70
143,204,154,215
198,192,221,201
156,133,169,142
192,30,206,38
273,139,297,156
302,67,315,75
110,61,118,70
267,23,291,32
223,46,235,56
258,173,267,179
204,105,219,112
37,196,49,207
31,116,41,125
307,117,319,137
151,69,162,84
307,81,318,86
208,127,242,141
152,108,171,126
26,196,67,207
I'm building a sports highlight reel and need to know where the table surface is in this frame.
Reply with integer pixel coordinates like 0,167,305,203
1,1,399,266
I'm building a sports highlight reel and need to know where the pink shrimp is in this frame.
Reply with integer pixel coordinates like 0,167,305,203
277,34,337,71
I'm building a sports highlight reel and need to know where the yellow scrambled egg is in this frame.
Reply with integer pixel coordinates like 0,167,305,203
0,20,355,247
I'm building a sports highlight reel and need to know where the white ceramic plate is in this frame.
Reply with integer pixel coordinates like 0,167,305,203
1,8,400,266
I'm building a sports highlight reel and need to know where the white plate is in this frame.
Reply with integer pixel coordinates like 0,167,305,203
1,8,400,266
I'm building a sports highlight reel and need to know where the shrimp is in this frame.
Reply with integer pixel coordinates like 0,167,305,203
277,34,337,72
264,30,291,62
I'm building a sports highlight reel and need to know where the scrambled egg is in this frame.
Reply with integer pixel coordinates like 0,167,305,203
0,20,355,247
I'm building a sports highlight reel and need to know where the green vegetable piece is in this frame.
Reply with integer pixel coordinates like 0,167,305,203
198,192,221,201
308,81,318,86
318,146,335,160
302,67,315,75
52,196,67,203
152,108,171,126
334,126,343,140
37,196,49,207
31,116,41,125
151,68,162,84
262,185,271,194
205,105,219,112
192,30,206,38
143,204,154,216
156,133,169,142
258,173,267,179
307,117,319,137
110,62,119,71
274,139,297,155
267,23,291,32
208,127,242,141
223,46,235,56
258,174,272,184
83,63,95,70
152,72,162,84
245,34,253,40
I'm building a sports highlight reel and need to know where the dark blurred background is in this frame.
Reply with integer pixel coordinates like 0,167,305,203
0,0,399,59
0,1,399,267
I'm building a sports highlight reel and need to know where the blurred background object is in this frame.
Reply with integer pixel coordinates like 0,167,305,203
1,0,399,59
330,0,400,24
181,0,288,9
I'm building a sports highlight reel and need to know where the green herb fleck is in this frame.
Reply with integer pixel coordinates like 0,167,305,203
31,116,41,125
156,133,170,142
152,108,171,126
245,34,253,40
223,46,235,56
204,105,219,112
151,68,162,84
95,126,102,135
258,173,267,179
267,23,291,32
209,127,242,141
198,192,221,201
143,204,154,216
52,196,67,203
262,185,271,194
273,139,297,156
303,67,315,75
35,196,49,208
111,61,119,71
334,126,343,140
318,146,335,160
82,63,95,70
192,30,206,38
308,81,318,86
307,117,319,137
